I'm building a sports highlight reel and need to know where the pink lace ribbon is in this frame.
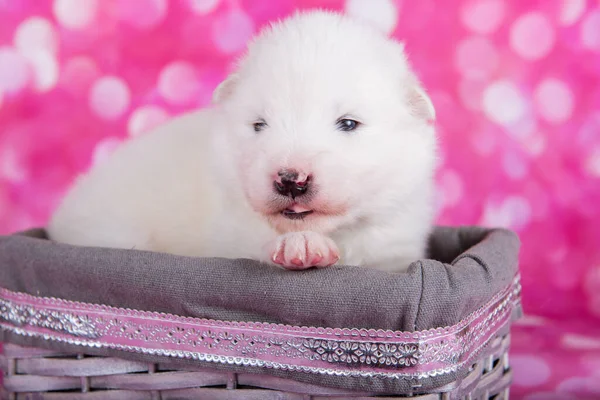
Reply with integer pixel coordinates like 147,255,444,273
0,276,521,379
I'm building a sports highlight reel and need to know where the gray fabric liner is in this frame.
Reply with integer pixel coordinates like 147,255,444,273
0,225,520,393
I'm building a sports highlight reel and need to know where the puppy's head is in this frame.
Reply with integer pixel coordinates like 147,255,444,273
214,11,436,234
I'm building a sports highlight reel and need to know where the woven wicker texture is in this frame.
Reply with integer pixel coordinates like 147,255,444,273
1,331,511,400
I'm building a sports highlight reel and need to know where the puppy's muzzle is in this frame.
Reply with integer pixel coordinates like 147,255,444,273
274,169,311,199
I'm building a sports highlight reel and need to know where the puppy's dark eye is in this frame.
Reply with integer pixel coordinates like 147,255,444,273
336,118,360,132
253,119,267,133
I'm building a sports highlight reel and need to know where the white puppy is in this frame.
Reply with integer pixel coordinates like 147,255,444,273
47,11,437,272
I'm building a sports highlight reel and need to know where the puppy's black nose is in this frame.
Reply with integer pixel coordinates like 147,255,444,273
274,169,311,199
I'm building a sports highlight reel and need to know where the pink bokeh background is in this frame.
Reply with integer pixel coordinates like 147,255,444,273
0,0,599,398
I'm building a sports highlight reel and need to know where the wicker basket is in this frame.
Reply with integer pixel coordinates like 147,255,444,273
0,227,521,399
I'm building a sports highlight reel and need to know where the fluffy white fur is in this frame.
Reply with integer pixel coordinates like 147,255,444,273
47,11,437,272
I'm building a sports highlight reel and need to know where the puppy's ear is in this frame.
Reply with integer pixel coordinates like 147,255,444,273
394,42,435,122
212,73,239,104
408,83,435,122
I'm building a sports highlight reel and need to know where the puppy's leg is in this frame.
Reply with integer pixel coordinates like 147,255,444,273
264,231,340,270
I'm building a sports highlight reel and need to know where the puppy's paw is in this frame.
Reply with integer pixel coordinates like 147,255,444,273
265,231,340,270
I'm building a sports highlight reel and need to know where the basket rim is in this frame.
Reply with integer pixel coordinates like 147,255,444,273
0,226,521,333
0,274,521,381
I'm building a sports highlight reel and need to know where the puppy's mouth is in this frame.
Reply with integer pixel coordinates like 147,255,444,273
282,209,314,220
280,204,314,220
